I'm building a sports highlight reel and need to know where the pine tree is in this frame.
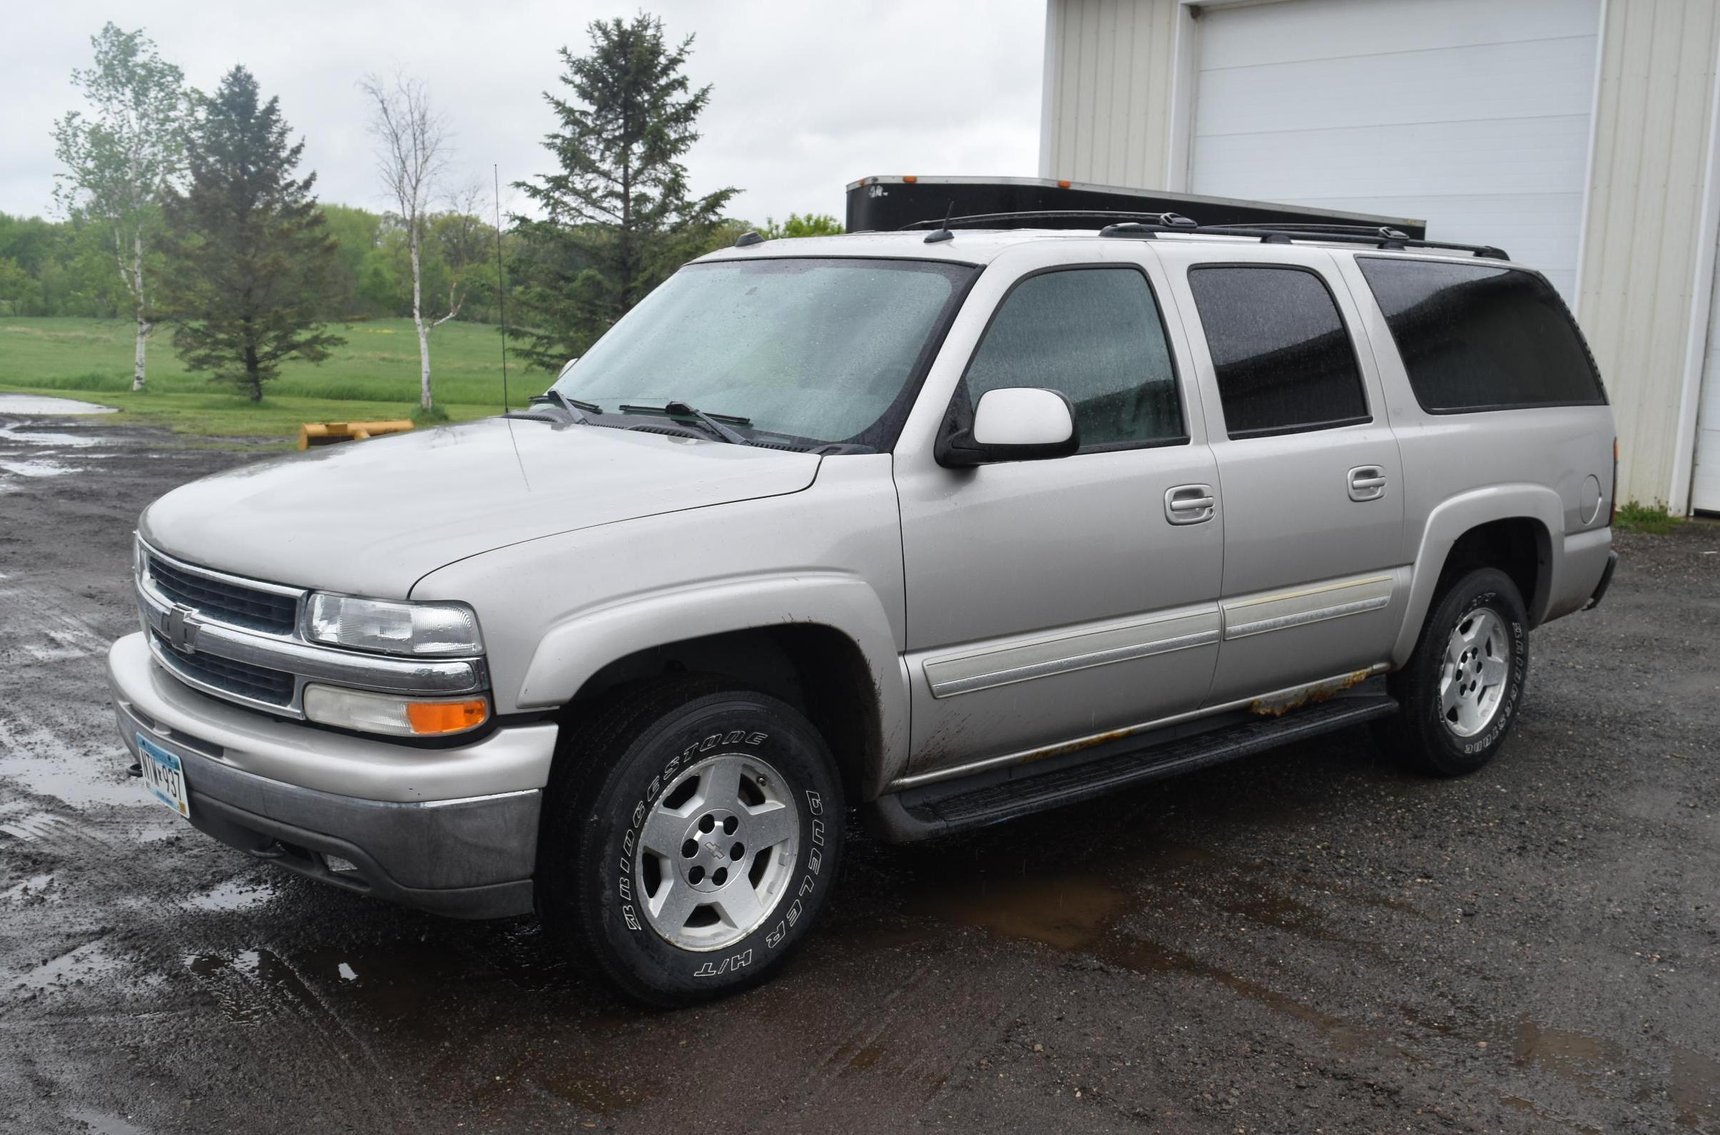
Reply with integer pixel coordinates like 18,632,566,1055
510,15,736,369
162,66,342,401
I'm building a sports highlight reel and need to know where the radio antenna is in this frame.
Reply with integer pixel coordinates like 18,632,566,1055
494,163,510,413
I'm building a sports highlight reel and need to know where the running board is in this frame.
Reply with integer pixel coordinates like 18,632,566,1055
869,691,1398,841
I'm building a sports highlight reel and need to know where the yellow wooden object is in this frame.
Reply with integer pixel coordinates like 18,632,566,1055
297,420,414,450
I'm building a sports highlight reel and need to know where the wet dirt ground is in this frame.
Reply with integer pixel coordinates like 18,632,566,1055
1,412,1718,1134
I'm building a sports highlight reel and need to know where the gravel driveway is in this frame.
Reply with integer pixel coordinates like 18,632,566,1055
2,413,1717,1134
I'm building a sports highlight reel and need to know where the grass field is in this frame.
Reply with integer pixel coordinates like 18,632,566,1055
0,317,545,443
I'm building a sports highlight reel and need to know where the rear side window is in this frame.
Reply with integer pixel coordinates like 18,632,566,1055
1187,266,1370,438
963,267,1185,450
1356,258,1607,413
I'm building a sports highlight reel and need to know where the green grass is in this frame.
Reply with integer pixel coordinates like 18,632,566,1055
0,317,541,443
1614,501,1684,535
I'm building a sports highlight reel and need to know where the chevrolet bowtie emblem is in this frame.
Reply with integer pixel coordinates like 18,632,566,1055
163,604,201,653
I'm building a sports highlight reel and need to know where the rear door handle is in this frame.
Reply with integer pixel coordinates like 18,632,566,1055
1165,483,1216,524
1348,465,1387,502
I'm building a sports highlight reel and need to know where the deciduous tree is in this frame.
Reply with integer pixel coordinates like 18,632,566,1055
52,23,187,390
510,14,736,369
361,73,456,413
162,67,342,401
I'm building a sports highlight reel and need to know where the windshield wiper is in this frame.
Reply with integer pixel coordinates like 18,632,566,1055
620,401,752,445
528,389,601,424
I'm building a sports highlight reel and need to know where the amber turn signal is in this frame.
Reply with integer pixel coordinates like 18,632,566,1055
407,698,490,735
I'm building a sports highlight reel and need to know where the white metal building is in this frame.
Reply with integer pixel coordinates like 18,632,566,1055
1040,0,1720,514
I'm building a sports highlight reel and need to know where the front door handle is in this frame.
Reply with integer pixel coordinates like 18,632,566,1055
1349,465,1388,502
1165,483,1216,525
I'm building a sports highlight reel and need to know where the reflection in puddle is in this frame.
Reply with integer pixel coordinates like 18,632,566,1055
0,460,85,478
13,938,127,990
186,875,277,913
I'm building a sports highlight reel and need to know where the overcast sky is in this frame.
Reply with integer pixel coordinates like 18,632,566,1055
3,0,1047,226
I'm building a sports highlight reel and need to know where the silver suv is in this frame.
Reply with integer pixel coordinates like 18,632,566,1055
107,214,1618,1004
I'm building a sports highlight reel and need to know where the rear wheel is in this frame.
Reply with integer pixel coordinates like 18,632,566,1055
537,677,843,1005
1381,567,1529,776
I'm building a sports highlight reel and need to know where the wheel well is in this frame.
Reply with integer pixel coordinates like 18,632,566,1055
563,625,880,802
1439,518,1550,622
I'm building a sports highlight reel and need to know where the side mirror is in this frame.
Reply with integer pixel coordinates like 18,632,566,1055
937,387,1080,468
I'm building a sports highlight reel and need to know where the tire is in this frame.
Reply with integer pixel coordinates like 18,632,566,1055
537,676,844,1006
1380,567,1529,777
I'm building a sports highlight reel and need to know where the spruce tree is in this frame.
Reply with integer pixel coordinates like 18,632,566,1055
162,66,341,401
510,15,736,369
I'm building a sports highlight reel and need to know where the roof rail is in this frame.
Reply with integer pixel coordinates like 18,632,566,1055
898,210,1199,232
1098,220,1509,261
890,208,1507,260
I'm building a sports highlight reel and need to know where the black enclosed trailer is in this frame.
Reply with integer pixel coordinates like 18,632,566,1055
845,175,1426,238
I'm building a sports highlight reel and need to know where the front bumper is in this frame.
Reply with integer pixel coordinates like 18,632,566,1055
108,633,557,918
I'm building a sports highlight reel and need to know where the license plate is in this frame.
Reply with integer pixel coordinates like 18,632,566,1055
137,734,190,819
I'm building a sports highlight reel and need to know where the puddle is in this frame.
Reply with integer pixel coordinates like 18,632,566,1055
1672,1045,1720,1130
13,938,128,991
913,861,1381,1056
0,748,147,810
0,423,109,447
1513,1019,1627,1084
0,394,117,415
1,872,56,904
0,460,86,478
64,1110,150,1135
185,876,277,913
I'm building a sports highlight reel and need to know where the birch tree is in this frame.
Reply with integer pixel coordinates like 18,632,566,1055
361,73,452,414
52,23,187,392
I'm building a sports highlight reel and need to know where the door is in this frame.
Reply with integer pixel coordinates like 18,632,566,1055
1167,250,1409,704
895,251,1224,779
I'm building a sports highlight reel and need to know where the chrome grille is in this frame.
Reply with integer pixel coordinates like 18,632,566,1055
147,553,298,634
135,537,487,720
151,630,296,707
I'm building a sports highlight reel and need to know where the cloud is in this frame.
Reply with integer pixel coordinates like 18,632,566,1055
3,0,1045,227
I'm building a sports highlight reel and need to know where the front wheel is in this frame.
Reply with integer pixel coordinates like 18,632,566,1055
1381,567,1529,776
537,678,844,1005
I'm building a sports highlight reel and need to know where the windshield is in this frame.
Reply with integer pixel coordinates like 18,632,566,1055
551,257,975,448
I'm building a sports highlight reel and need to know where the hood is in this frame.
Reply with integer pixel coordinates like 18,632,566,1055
140,416,821,597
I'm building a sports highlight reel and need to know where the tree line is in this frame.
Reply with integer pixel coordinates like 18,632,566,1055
0,202,511,326
26,17,840,411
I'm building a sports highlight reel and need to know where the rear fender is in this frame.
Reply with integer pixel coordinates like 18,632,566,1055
1393,485,1563,666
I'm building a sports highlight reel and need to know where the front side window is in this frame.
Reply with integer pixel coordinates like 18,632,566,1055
1356,257,1607,413
962,267,1185,450
555,257,976,449
1187,266,1370,438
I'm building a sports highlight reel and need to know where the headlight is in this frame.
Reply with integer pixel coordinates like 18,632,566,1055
303,684,490,737
303,594,483,656
133,533,146,579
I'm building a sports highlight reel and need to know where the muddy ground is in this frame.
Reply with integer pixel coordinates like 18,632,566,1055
1,411,1717,1134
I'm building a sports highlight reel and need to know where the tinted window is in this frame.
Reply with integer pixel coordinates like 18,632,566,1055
1357,258,1607,413
964,267,1184,449
1187,266,1370,438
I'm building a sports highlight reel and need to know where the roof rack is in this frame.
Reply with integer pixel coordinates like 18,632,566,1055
1098,220,1509,261
892,208,1507,260
898,209,1199,232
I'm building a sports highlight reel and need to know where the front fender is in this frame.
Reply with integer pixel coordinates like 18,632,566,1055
515,572,908,791
1393,484,1563,666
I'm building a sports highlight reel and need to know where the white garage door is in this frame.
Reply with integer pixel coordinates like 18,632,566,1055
1693,243,1720,513
1188,0,1601,301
